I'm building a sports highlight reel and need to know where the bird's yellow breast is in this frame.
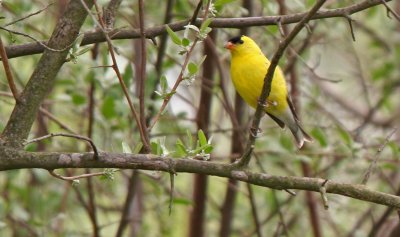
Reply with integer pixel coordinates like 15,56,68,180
230,52,288,115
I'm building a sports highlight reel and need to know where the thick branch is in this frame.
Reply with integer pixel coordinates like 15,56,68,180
3,0,391,59
1,146,400,208
0,0,94,146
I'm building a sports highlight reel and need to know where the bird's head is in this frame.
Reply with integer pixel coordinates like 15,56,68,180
225,35,262,56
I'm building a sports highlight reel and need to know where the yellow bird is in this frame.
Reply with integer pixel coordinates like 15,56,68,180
225,35,313,148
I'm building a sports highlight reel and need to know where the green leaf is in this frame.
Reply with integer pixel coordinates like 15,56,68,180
101,96,116,119
100,168,118,181
280,135,294,151
380,163,397,171
175,139,188,157
71,93,86,105
76,46,91,56
173,198,192,206
188,62,198,75
25,143,38,152
198,129,207,147
372,62,394,81
204,144,213,154
122,142,132,153
160,75,168,92
387,141,400,158
200,18,213,33
182,38,190,47
132,142,143,154
122,63,133,87
214,0,236,8
165,25,182,45
337,126,352,146
311,128,328,147
151,141,161,155
186,129,193,149
75,34,85,48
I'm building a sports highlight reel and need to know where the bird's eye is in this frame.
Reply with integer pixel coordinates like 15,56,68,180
229,36,244,45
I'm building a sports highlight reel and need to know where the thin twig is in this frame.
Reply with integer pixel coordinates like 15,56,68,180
4,3,54,27
361,128,397,185
272,190,290,237
247,184,263,237
79,0,150,151
148,38,198,131
0,36,19,101
344,14,356,41
0,25,78,53
319,179,329,210
190,0,203,25
24,133,99,159
380,0,400,21
137,0,150,147
169,172,175,215
38,107,78,134
48,169,115,181
237,0,327,167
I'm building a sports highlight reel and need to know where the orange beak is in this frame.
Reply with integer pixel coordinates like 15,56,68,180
225,42,234,50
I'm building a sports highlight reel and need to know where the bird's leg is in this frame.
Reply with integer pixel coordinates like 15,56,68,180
257,98,278,108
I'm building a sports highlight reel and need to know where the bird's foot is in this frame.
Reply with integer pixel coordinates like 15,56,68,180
257,99,278,108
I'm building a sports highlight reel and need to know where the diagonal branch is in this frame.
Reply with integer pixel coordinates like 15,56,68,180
0,37,19,101
0,0,94,147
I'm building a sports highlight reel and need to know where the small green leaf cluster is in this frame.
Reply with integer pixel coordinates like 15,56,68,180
165,18,213,53
66,34,91,64
154,75,176,99
149,129,213,159
184,55,207,84
100,168,118,181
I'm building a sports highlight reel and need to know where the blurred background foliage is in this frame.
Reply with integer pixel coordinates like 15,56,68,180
0,0,399,236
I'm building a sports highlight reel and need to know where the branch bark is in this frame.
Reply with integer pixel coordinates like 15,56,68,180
0,0,94,147
3,0,391,60
1,146,400,209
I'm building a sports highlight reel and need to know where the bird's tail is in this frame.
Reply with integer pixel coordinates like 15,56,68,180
288,122,313,149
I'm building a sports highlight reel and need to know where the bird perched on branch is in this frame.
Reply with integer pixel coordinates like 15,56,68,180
225,35,313,148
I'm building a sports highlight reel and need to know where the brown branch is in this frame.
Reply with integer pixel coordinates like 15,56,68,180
361,128,397,185
247,184,263,237
2,148,400,209
3,0,392,60
0,0,94,147
137,0,150,148
380,0,400,21
0,36,19,101
24,133,99,159
237,0,327,167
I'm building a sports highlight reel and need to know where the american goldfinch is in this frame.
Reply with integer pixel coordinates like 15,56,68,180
225,35,313,148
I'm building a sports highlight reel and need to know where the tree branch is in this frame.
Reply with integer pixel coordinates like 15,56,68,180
0,146,400,208
3,0,391,60
0,0,94,147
